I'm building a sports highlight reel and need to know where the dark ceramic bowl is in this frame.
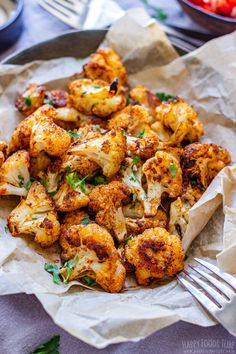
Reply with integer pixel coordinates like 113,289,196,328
2,29,190,65
0,0,23,52
177,0,236,35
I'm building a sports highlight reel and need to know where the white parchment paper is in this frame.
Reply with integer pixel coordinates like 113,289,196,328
0,8,236,348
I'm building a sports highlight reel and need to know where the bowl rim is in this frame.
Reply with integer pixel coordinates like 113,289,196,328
179,0,236,23
0,0,24,32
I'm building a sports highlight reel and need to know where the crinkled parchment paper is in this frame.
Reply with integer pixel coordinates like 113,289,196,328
0,8,236,348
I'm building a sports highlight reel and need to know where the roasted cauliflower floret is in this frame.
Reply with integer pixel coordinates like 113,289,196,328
44,89,68,108
29,114,71,157
142,151,182,216
126,208,167,235
169,198,189,238
126,130,159,160
53,175,89,212
7,181,60,247
68,78,126,117
151,121,172,142
68,129,126,178
59,223,126,292
61,210,90,225
0,141,8,168
129,85,160,120
89,181,130,242
83,47,127,86
0,150,30,196
108,105,151,136
30,152,51,179
53,107,82,129
122,201,145,219
9,105,57,153
155,98,204,145
181,143,231,190
15,84,46,116
125,227,184,285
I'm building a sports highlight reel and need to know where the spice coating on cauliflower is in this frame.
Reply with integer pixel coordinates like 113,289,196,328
68,78,126,117
83,47,127,86
142,151,182,216
126,130,159,160
8,181,60,247
15,84,46,116
126,208,167,235
0,150,30,196
68,129,126,178
0,141,8,168
59,223,126,292
155,98,204,145
129,85,161,120
89,181,130,242
125,227,184,285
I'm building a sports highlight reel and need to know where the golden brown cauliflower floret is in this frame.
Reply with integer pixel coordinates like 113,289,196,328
29,114,71,157
142,151,182,216
15,84,46,116
89,181,130,242
125,227,184,285
126,130,159,160
30,152,51,179
68,129,126,178
0,150,30,196
169,197,189,238
61,210,89,225
83,47,127,86
53,107,82,129
53,175,89,212
9,105,58,153
129,85,161,120
155,98,204,145
108,105,150,136
0,141,8,168
7,181,60,247
126,208,167,235
68,78,126,117
59,223,126,292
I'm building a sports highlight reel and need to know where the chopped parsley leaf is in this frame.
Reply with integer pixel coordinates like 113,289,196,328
156,92,176,102
153,8,168,21
124,235,133,244
80,216,90,225
121,129,126,136
131,156,141,168
48,191,56,197
81,276,96,286
44,263,61,284
18,175,24,188
42,180,49,188
61,256,79,284
32,334,60,354
94,85,102,89
169,162,177,177
130,175,139,183
66,172,88,193
24,96,32,107
67,130,83,139
190,178,197,186
82,91,87,95
137,131,145,138
93,175,106,185
32,217,38,220
65,165,71,173
26,178,34,190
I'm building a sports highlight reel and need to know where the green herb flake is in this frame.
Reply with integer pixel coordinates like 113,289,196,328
24,96,32,107
190,178,197,186
44,263,61,285
81,276,96,287
93,124,101,132
93,175,106,185
156,92,176,102
80,216,90,225
32,217,38,221
41,179,49,188
121,128,126,136
153,8,168,21
82,91,87,95
94,85,102,89
61,257,79,284
48,191,57,197
67,130,83,139
43,98,53,106
126,95,130,106
130,193,137,209
137,131,145,138
26,178,34,190
131,156,141,168
66,172,88,193
32,334,60,354
18,175,24,188
124,235,133,244
130,175,139,183
168,162,177,177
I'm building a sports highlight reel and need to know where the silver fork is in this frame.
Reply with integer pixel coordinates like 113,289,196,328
177,258,236,336
38,0,202,51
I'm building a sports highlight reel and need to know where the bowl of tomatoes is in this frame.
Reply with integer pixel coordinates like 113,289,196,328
177,0,236,34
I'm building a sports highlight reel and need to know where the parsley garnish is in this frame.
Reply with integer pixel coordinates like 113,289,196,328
131,156,141,168
44,263,61,284
32,334,60,354
130,175,139,183
81,276,96,286
169,162,177,177
94,85,102,89
124,235,133,244
130,193,137,209
93,175,106,185
43,98,53,106
32,217,38,220
24,96,32,107
18,175,24,188
65,165,71,173
66,172,88,193
26,178,34,190
121,128,126,136
93,124,101,132
190,178,197,186
156,92,176,102
153,8,168,21
80,216,90,225
41,179,49,188
82,91,87,95
48,191,57,197
137,131,145,138
67,130,83,139
61,257,79,284
126,96,130,106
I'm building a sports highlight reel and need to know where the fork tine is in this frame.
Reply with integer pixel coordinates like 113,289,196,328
39,0,80,28
188,265,235,299
177,274,219,313
194,258,236,291
41,0,76,18
54,0,85,14
183,270,225,307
